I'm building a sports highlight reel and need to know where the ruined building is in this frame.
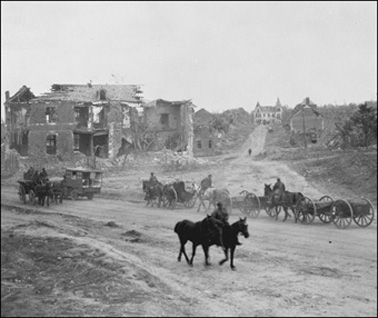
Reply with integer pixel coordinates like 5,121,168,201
193,108,217,156
142,99,195,154
4,83,142,160
4,84,197,160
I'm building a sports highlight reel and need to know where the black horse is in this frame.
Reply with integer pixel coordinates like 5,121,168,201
174,216,249,270
209,217,249,270
264,184,304,222
174,215,223,267
35,182,51,207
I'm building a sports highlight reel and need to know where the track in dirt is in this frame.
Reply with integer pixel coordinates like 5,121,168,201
1,125,377,317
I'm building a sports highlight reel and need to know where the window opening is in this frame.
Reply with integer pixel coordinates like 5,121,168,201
46,134,57,155
46,107,57,123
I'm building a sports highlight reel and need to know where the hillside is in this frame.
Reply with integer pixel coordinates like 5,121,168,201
263,123,377,205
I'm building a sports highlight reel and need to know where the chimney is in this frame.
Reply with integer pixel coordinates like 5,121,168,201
5,91,10,102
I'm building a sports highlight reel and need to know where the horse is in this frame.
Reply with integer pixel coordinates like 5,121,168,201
47,179,64,204
174,215,223,266
34,182,51,207
264,184,304,222
210,217,250,270
142,180,164,207
195,185,231,212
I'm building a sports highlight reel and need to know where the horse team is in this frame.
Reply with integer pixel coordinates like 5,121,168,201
22,168,64,207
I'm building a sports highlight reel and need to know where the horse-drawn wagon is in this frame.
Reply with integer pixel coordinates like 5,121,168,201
17,179,38,204
295,195,375,229
230,190,261,217
162,181,197,209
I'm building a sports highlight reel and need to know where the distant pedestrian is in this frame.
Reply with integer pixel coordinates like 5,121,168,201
248,148,252,156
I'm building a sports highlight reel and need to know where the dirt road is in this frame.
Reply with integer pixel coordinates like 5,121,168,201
1,125,377,317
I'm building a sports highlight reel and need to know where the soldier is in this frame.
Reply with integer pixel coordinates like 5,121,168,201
211,202,241,249
149,172,158,187
273,178,286,201
39,168,48,183
200,174,212,195
24,167,35,180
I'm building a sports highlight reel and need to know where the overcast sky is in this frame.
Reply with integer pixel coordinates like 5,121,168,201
1,1,377,119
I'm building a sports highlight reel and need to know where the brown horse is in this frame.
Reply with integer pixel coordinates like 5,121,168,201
264,184,304,222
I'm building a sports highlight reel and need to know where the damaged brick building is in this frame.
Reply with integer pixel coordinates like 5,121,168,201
4,84,198,160
4,83,143,160
142,99,195,152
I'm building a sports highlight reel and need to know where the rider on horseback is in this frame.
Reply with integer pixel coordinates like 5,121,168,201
211,202,241,249
200,174,212,196
273,178,286,201
149,172,159,187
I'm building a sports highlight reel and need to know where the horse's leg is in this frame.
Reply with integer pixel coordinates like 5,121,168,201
219,248,229,266
197,198,203,212
201,243,211,266
189,243,197,265
230,245,236,270
275,205,279,221
179,239,190,264
292,206,298,223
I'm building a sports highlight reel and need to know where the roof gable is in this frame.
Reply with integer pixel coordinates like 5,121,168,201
8,85,35,103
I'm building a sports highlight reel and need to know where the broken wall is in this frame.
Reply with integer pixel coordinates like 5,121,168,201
107,102,123,159
193,125,217,157
27,100,77,160
144,104,180,130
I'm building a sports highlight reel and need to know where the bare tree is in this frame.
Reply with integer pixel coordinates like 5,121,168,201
350,103,377,149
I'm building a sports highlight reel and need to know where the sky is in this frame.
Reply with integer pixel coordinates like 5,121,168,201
1,1,377,120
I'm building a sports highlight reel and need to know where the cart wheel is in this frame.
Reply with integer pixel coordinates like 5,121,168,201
87,193,94,200
18,185,26,204
219,191,233,214
184,194,197,208
318,195,334,223
244,193,260,218
296,197,316,224
162,187,177,209
70,189,78,201
331,199,353,229
353,198,375,227
29,190,36,205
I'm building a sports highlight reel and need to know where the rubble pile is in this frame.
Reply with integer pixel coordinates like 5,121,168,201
153,148,210,171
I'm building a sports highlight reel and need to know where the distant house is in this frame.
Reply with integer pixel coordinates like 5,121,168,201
252,98,283,124
290,97,324,134
4,83,143,159
194,108,213,125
